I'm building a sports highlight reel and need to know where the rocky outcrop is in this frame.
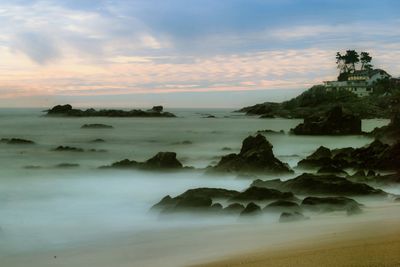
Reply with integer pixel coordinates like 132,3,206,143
53,146,84,152
230,186,295,202
212,134,292,174
224,203,245,214
1,138,35,144
298,140,400,172
291,106,361,135
108,152,184,170
46,104,176,118
371,110,400,142
301,196,362,215
81,124,113,129
251,173,386,196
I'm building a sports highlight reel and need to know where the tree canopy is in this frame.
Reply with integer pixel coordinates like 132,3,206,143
336,50,373,76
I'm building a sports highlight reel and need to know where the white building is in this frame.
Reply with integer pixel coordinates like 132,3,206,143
324,69,391,97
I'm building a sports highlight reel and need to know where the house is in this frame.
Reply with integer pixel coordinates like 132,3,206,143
324,69,391,97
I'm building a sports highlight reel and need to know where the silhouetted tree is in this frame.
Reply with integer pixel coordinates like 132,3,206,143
360,52,373,70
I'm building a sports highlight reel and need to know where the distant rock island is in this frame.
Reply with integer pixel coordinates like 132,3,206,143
46,104,176,117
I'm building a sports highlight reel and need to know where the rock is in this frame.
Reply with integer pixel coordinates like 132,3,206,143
394,197,400,202
291,106,362,135
211,203,223,211
221,147,232,151
46,104,176,117
231,186,295,202
179,188,240,199
224,203,245,214
279,212,308,222
371,110,400,142
53,146,84,152
174,195,212,210
301,196,362,215
257,129,284,134
317,165,347,175
213,134,292,174
263,200,301,213
1,138,35,144
108,152,184,170
309,146,332,159
145,152,183,169
54,163,80,168
81,124,113,129
240,202,261,216
251,173,386,196
90,138,105,143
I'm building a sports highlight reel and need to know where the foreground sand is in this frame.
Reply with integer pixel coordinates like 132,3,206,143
196,219,400,267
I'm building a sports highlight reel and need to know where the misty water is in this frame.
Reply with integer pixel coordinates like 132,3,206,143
0,108,395,264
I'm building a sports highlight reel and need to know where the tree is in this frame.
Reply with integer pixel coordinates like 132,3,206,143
336,52,348,73
344,50,359,73
360,52,373,70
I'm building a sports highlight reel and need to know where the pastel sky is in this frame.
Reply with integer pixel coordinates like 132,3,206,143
0,0,400,108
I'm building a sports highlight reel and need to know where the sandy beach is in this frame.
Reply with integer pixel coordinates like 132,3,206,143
196,215,400,267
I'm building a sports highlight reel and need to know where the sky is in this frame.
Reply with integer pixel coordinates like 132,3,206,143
0,0,400,108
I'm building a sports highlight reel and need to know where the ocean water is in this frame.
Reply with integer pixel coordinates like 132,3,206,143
0,108,392,259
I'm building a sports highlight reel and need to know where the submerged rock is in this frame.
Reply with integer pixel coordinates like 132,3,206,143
240,202,261,216
81,124,113,129
213,134,292,174
291,106,361,135
251,173,385,196
1,138,35,145
301,196,362,215
54,163,80,168
53,146,84,152
279,212,308,222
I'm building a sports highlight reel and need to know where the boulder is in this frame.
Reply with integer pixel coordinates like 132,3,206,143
81,124,113,129
230,186,295,202
301,196,362,215
279,212,308,223
53,146,84,152
47,104,72,114
213,134,292,174
54,163,80,168
291,106,362,135
263,200,301,213
224,203,245,214
240,202,261,216
251,173,386,196
108,152,184,170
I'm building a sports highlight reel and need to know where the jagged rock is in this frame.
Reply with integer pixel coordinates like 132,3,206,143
1,138,35,145
46,104,176,117
224,203,245,214
231,186,294,202
109,152,183,170
240,202,261,216
213,134,292,174
251,173,386,196
291,106,361,135
263,200,301,213
81,124,113,129
301,196,362,215
53,146,84,152
279,212,308,222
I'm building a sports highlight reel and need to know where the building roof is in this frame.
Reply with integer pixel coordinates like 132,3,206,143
349,69,390,78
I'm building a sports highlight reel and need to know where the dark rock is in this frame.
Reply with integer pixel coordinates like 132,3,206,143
213,134,292,174
81,124,113,129
179,188,240,199
240,202,261,216
251,173,386,196
53,146,84,152
1,138,35,145
301,196,362,215
263,200,301,213
279,212,308,222
317,165,347,175
90,138,105,143
231,186,295,202
145,152,183,169
221,147,232,151
291,106,362,135
224,203,245,214
174,195,212,210
108,152,183,170
55,163,80,168
257,129,285,134
210,203,223,211
46,104,176,118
